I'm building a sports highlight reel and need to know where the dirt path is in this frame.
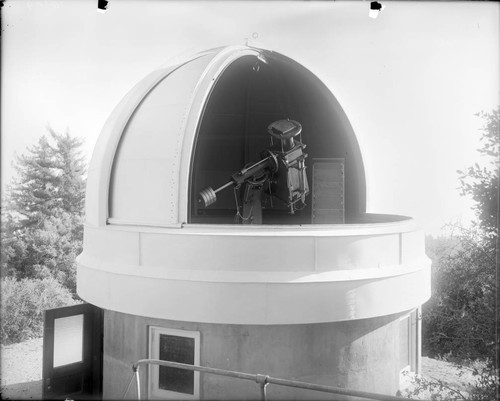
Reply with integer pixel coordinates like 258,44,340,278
1,337,43,400
399,357,478,399
1,338,43,385
422,357,476,392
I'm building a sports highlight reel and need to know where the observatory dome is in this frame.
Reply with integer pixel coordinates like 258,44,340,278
76,45,431,400
78,45,430,325
85,45,366,227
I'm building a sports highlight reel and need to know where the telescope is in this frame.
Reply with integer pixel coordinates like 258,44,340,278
198,119,309,222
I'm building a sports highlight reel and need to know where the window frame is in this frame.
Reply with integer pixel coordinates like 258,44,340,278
399,308,420,374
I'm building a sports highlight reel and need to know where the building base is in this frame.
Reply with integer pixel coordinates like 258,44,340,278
103,309,417,400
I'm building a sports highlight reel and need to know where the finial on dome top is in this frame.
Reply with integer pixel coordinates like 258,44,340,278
245,32,260,47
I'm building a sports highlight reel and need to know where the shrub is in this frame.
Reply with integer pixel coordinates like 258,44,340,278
423,227,496,361
1,276,78,344
398,361,498,401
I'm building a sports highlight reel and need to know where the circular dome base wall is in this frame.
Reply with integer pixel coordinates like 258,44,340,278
103,310,413,400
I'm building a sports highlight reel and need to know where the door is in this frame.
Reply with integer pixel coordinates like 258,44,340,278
42,303,103,400
311,158,345,223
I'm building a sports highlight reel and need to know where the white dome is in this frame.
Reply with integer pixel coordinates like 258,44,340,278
85,45,366,228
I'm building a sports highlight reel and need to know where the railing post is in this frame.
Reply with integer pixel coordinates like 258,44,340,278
255,374,269,401
135,365,141,400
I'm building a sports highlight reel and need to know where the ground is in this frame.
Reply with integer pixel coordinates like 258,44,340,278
0,337,475,400
1,337,43,400
400,357,478,399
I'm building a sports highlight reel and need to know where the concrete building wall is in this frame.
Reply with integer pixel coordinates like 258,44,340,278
104,309,410,400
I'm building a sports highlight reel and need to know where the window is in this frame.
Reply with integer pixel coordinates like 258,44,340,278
53,314,84,367
148,327,200,400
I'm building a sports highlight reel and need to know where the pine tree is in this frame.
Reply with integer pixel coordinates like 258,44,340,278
48,127,86,216
7,128,86,228
1,128,87,293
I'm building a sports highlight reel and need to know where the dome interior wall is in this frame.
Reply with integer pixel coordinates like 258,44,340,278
190,54,365,224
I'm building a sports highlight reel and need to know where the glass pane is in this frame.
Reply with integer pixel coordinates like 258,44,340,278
158,334,195,394
53,314,84,367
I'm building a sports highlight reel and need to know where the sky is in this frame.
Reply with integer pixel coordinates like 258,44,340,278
2,1,499,236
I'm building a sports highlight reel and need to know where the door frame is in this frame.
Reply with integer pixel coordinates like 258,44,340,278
42,302,102,400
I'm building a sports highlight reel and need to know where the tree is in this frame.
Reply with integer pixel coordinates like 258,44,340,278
417,108,499,399
21,211,84,293
424,107,498,360
457,108,499,238
423,226,496,361
6,127,86,228
1,128,86,294
1,276,78,344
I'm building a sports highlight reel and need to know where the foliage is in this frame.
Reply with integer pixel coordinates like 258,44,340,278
418,108,499,400
0,277,78,344
457,107,499,238
6,127,86,228
423,226,496,361
398,361,498,401
1,128,86,295
423,108,498,361
467,363,499,401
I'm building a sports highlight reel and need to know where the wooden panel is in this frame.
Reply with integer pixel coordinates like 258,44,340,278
312,159,345,224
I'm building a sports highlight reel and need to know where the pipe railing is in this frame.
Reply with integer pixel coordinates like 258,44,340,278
131,359,412,401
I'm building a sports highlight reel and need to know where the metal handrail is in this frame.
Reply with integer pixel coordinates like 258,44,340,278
132,359,412,401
